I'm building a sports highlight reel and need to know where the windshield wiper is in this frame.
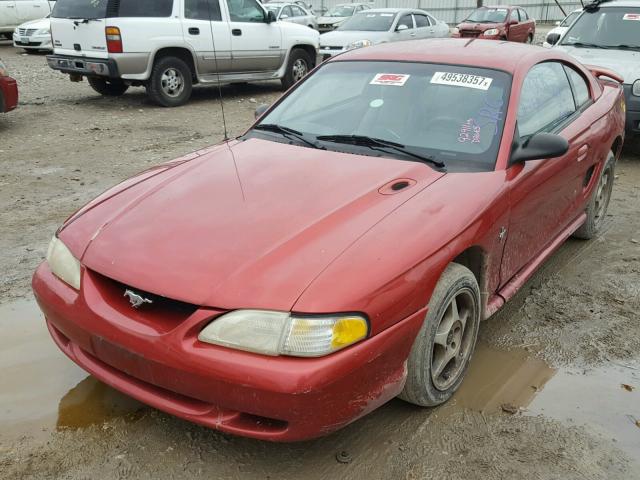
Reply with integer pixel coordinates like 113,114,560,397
71,18,101,25
316,134,445,170
605,44,640,51
565,42,608,49
253,124,324,150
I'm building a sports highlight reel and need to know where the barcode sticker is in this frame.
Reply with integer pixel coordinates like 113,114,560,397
430,71,493,90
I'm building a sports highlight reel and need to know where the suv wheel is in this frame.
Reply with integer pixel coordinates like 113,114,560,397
281,48,312,90
146,56,193,107
87,77,129,97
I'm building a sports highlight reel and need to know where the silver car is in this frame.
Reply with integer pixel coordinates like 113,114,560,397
264,2,317,29
317,2,371,32
319,8,450,60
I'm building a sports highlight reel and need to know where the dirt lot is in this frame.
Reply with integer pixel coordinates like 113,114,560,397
1,40,639,480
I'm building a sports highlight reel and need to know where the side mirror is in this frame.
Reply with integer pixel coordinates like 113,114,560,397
546,32,561,45
510,132,569,165
255,103,269,119
555,20,561,26
396,24,409,32
266,10,277,23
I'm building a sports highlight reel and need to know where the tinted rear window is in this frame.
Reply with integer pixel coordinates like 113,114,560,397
118,0,174,17
52,0,108,19
52,0,174,18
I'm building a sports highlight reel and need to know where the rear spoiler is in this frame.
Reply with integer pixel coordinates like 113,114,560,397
585,65,624,84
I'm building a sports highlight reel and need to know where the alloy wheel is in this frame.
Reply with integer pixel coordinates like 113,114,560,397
161,68,185,98
594,166,613,226
292,59,308,83
431,288,478,391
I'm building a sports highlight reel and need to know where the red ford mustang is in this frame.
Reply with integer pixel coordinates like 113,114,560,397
0,58,18,113
33,39,625,441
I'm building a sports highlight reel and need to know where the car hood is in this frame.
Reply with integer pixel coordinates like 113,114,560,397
555,45,640,84
318,16,347,24
67,139,444,310
18,17,50,29
456,22,504,31
320,30,390,46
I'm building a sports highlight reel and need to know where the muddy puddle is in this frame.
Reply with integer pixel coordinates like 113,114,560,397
1,299,638,456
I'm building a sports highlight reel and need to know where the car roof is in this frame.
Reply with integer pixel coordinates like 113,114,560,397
365,8,413,13
594,0,640,6
334,38,574,75
483,5,518,9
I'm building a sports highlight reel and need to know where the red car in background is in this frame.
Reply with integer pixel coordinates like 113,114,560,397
0,59,18,113
453,5,536,43
33,39,624,441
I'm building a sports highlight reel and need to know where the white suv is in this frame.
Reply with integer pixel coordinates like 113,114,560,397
46,0,320,107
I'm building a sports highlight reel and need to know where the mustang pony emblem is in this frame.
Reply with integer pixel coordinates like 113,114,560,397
124,289,153,308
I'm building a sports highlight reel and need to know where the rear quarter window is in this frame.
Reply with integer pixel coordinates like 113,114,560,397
118,0,174,17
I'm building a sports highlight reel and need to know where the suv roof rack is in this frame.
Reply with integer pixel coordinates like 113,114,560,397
584,0,615,12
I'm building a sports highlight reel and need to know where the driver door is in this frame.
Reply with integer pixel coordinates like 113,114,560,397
225,0,283,72
394,13,416,41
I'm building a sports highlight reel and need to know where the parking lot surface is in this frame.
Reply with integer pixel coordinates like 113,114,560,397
1,39,639,479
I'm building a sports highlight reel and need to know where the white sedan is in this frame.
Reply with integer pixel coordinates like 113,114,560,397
319,8,449,60
543,9,581,48
13,16,51,52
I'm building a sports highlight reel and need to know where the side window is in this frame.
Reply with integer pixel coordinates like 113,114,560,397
292,6,304,16
281,5,293,17
427,15,437,26
564,65,591,108
397,14,413,30
119,0,173,17
185,0,222,21
226,0,265,22
518,62,576,138
361,4,370,10
519,9,528,20
509,9,519,22
414,14,430,28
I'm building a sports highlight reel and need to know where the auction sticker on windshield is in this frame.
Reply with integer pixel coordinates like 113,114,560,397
370,73,410,86
623,13,640,20
431,72,493,90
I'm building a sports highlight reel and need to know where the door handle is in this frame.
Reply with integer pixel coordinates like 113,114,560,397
409,32,416,36
577,144,589,162
188,27,200,35
232,29,242,36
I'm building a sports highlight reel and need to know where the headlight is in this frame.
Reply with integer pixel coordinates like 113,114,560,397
198,310,369,357
345,39,372,51
35,29,50,36
451,27,460,35
484,28,500,36
633,80,640,96
46,236,81,290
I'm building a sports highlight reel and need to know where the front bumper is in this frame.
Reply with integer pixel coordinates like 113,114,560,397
33,263,425,441
46,54,119,78
13,33,52,51
623,83,640,134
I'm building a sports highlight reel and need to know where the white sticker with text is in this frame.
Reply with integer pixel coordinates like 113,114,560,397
370,73,410,86
430,71,493,90
623,13,640,20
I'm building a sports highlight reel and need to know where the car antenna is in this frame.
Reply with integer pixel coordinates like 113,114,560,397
206,0,229,141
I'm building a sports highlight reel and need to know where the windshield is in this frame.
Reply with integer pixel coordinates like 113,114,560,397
561,7,640,48
338,12,396,31
466,7,508,23
52,0,108,19
326,5,355,17
560,11,580,27
254,61,511,172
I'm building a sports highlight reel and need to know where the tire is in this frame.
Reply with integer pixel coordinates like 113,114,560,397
87,77,129,97
146,56,193,108
399,263,481,407
527,34,534,44
281,48,312,90
573,150,616,240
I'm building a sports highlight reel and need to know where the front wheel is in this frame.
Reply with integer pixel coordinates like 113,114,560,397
146,56,193,107
87,77,129,96
526,33,534,44
573,150,616,240
281,48,312,90
399,263,481,407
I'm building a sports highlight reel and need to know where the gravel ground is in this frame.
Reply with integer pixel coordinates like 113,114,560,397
1,36,639,480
